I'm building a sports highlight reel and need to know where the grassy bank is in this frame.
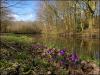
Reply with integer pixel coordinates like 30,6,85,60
0,34,99,75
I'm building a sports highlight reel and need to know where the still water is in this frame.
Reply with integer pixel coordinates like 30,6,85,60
32,34,100,61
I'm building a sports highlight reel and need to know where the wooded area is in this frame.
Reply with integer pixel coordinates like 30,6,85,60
38,0,99,37
0,0,100,38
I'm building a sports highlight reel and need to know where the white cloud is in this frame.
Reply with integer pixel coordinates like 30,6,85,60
13,14,19,18
11,13,36,21
11,14,21,21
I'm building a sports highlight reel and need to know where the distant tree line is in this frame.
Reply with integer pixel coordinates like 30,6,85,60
6,21,42,34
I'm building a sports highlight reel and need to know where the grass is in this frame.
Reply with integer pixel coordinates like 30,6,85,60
80,54,100,66
1,34,35,51
1,34,34,44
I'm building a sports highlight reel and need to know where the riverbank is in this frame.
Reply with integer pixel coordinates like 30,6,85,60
1,29,100,39
0,34,100,75
59,32,99,39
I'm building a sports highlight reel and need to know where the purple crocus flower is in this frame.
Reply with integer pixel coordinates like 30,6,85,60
59,49,65,55
70,53,79,63
47,49,53,54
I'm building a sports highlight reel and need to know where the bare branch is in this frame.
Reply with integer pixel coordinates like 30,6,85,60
0,1,21,9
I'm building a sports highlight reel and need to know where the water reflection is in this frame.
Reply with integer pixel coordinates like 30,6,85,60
33,34,100,60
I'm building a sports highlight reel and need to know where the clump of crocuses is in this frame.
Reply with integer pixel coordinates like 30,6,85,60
31,44,80,69
42,47,80,69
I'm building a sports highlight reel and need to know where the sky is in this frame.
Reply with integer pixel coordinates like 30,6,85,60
7,1,100,21
8,1,41,21
95,1,100,16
